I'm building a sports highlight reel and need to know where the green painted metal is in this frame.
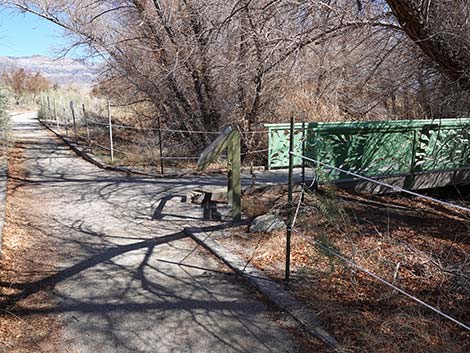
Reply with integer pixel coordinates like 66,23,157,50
265,118,470,182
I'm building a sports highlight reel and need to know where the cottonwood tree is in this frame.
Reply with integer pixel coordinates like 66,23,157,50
2,68,50,104
28,72,50,101
3,1,470,153
2,68,28,105
386,0,470,90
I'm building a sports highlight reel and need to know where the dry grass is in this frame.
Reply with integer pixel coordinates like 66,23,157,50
225,184,470,353
40,92,269,171
52,122,222,173
0,146,61,353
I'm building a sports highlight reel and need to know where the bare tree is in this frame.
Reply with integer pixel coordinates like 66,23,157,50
28,72,50,101
386,0,470,89
2,68,28,105
3,0,470,154
2,68,51,104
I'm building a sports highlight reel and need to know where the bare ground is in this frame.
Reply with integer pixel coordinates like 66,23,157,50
221,184,470,353
0,145,60,352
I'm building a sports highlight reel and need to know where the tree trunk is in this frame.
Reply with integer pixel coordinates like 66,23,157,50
386,0,470,89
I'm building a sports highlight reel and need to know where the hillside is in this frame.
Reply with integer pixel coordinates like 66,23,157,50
0,55,100,87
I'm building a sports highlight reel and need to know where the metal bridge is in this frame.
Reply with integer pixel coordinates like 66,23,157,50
266,118,470,193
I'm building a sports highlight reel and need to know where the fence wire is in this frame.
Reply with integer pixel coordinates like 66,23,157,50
292,225,470,330
287,154,470,331
292,152,470,214
38,97,270,175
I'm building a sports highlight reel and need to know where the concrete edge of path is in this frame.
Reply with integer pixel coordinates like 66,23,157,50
183,226,339,349
0,153,8,256
38,118,264,178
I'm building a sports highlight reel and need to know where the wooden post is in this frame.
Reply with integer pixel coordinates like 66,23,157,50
70,101,78,142
197,125,242,222
286,116,295,282
227,147,233,206
157,115,164,174
82,104,92,153
229,132,241,222
53,102,59,132
47,96,51,118
107,100,114,163
64,108,69,137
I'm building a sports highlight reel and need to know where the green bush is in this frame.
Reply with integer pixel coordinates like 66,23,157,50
0,90,8,119
0,88,9,149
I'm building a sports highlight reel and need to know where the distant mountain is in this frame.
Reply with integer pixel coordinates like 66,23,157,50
0,55,100,87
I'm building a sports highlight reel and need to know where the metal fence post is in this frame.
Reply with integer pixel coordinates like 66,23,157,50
302,121,306,187
405,129,418,189
286,116,295,282
53,102,59,132
47,96,51,117
157,115,164,174
107,100,114,163
267,127,272,170
227,147,233,206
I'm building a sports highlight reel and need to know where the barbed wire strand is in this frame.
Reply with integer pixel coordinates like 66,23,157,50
41,120,228,162
291,228,470,331
89,142,198,160
241,148,270,156
43,119,270,163
291,152,470,213
290,186,305,230
42,115,268,135
78,117,267,135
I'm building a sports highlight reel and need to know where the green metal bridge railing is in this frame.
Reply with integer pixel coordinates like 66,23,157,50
265,118,470,186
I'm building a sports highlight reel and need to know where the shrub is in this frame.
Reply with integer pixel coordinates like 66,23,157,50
0,88,9,150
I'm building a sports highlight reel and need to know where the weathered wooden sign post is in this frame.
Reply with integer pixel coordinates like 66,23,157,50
198,125,241,222
70,101,78,142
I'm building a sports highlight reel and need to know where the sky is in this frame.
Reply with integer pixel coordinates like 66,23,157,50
0,9,77,58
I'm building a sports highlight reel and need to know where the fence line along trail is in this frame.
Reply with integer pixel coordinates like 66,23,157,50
282,151,470,331
39,98,270,176
292,152,470,213
1,111,296,353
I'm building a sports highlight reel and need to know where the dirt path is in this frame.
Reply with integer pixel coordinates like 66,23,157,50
0,112,296,353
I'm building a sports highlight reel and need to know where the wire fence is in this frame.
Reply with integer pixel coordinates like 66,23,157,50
283,149,470,331
38,97,270,175
294,153,470,213
38,99,470,335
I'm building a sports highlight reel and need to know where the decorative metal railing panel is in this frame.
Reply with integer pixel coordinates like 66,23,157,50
265,118,470,182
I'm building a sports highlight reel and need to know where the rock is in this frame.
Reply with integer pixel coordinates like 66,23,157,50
185,188,227,204
185,190,205,204
249,214,286,233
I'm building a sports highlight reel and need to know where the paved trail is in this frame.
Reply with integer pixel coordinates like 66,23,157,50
8,112,295,352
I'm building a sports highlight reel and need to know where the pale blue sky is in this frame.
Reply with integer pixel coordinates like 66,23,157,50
0,9,77,58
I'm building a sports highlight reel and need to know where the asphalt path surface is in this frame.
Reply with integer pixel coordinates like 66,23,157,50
8,112,295,353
